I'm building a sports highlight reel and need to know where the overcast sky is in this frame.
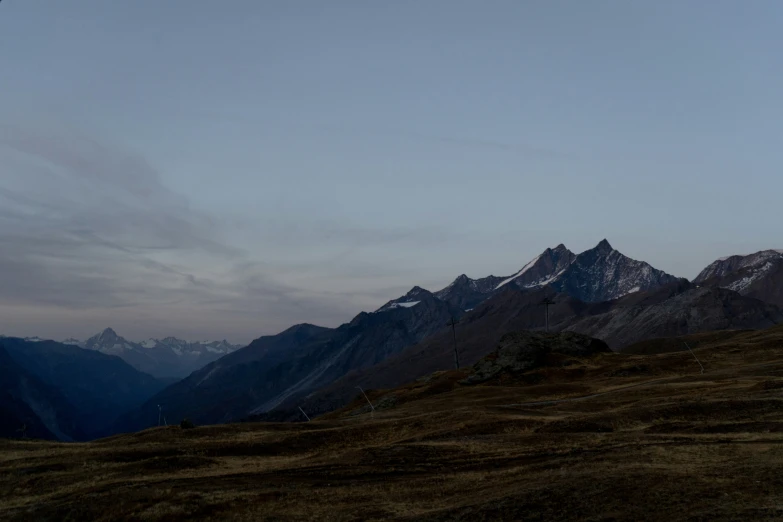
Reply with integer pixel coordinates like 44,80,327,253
2,1,783,344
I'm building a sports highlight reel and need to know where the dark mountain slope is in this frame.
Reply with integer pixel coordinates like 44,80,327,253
114,291,463,433
565,285,782,349
268,286,585,419
281,281,780,420
1,338,166,437
111,323,335,433
0,345,83,441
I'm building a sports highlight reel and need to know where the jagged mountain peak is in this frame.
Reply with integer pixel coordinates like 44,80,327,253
99,327,118,338
85,328,125,346
85,328,131,353
381,239,676,313
279,323,326,336
375,286,435,313
553,241,679,302
438,274,488,293
594,238,613,252
406,285,431,296
426,245,578,311
494,244,577,291
432,272,505,311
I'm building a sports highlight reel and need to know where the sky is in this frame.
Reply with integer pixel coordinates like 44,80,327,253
1,1,783,344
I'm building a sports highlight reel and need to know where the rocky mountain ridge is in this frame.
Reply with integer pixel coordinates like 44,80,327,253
70,328,243,378
693,249,783,309
388,240,678,316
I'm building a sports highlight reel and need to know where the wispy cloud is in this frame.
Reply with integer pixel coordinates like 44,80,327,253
0,126,453,342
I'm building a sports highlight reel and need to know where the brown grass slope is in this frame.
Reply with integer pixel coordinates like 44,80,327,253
3,326,783,521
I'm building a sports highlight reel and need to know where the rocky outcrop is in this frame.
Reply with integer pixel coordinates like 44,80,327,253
463,331,611,384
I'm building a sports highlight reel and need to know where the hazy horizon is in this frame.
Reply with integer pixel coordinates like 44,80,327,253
2,1,783,343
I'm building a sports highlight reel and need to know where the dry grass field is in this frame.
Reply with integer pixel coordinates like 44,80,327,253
3,326,783,521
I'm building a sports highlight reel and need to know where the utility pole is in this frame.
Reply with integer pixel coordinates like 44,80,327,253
540,297,555,332
447,316,460,369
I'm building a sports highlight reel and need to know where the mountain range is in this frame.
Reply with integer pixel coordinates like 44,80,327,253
113,293,463,432
115,239,781,431
10,329,244,379
6,239,783,438
391,240,677,313
255,278,782,421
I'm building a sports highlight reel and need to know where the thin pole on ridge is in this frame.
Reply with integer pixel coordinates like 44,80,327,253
540,297,556,332
447,316,460,369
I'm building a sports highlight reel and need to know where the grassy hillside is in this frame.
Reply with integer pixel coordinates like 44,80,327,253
2,326,783,521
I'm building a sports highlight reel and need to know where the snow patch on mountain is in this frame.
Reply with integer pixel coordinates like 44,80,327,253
726,261,776,293
495,254,543,290
619,286,641,297
389,301,420,309
524,268,569,289
694,250,783,286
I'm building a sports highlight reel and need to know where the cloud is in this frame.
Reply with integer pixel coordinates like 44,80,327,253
0,126,455,342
